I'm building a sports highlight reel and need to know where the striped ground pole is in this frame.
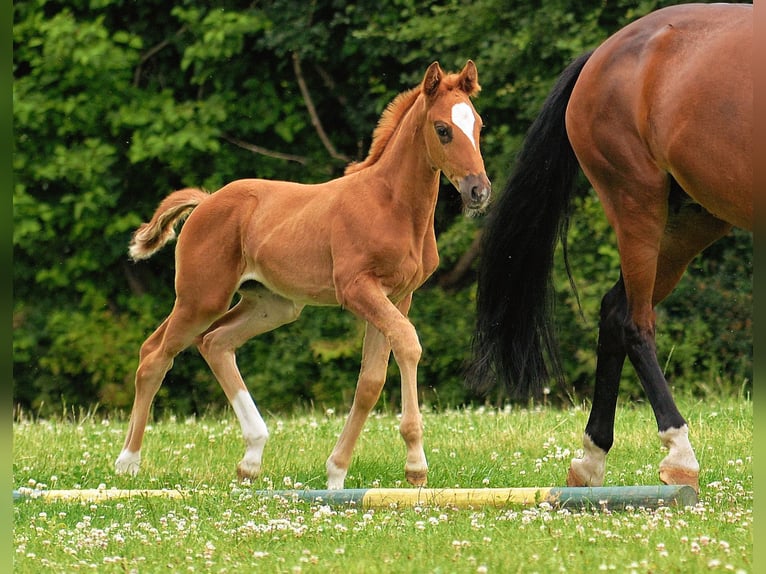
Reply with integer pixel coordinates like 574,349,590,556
13,485,697,510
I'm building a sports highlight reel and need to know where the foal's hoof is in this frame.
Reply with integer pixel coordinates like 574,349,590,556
236,461,261,482
659,466,699,494
115,450,141,476
405,470,428,487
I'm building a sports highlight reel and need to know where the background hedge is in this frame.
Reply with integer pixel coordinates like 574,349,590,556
13,0,752,416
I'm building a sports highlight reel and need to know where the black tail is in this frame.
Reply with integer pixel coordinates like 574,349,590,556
467,51,592,399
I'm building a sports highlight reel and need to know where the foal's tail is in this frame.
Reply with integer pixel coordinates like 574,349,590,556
129,187,210,261
466,51,592,399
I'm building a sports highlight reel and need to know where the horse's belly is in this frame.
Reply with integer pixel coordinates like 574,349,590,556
244,269,339,306
244,244,339,306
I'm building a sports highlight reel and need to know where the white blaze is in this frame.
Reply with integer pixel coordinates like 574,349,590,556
451,102,477,148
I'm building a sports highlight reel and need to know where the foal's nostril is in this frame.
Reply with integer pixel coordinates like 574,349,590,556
460,174,491,207
470,184,489,204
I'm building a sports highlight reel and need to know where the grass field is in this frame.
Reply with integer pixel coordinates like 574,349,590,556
13,391,752,573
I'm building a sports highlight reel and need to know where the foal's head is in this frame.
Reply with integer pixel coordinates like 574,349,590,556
422,60,491,215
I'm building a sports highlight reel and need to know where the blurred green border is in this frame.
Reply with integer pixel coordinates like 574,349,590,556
4,0,14,568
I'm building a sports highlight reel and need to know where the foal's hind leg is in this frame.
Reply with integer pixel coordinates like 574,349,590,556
116,307,220,475
115,318,171,475
196,286,302,481
326,321,392,489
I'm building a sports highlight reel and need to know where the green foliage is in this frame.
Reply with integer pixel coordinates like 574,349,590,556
13,0,751,416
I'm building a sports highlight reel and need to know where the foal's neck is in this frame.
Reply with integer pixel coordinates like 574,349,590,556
370,96,441,219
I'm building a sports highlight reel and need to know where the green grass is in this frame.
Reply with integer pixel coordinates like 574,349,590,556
13,392,752,573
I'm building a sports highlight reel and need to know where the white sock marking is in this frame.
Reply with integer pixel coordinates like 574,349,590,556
571,434,607,486
115,449,141,476
326,459,347,490
659,425,699,472
451,102,476,148
232,390,269,472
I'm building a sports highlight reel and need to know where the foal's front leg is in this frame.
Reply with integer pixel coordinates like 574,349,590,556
326,323,391,489
390,294,428,486
339,286,428,488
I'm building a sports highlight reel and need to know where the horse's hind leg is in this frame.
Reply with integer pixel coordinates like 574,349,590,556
573,170,731,491
116,307,217,475
650,205,732,489
196,285,302,481
115,318,171,474
326,319,393,489
620,207,731,493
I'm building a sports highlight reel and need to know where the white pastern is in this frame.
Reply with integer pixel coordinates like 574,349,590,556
658,425,699,472
326,459,347,490
451,102,477,148
115,449,141,476
570,434,607,486
232,390,269,473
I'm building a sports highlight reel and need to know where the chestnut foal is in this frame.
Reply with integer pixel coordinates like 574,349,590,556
116,61,490,489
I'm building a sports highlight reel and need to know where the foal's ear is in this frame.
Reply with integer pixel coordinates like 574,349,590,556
423,61,444,98
458,60,481,96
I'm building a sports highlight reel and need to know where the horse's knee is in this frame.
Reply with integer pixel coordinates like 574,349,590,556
138,334,165,362
197,332,225,361
390,325,422,366
135,349,174,387
598,282,628,342
399,414,423,444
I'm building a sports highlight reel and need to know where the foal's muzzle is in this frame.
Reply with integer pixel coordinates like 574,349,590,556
459,173,492,213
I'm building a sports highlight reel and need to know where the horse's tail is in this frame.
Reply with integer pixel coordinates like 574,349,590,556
129,187,210,261
467,51,593,399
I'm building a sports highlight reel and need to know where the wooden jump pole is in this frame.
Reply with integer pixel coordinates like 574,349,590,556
14,485,698,510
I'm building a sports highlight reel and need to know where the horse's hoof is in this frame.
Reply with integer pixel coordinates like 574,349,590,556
115,450,141,476
659,466,699,493
236,461,261,482
566,464,587,487
405,470,428,487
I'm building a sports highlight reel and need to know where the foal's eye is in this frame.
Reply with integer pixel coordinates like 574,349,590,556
434,122,453,143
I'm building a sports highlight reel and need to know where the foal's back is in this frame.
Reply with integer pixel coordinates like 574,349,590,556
175,176,350,307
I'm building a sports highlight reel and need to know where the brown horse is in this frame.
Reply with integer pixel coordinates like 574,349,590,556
116,61,490,489
469,3,751,493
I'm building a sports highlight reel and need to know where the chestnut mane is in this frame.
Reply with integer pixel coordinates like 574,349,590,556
344,87,421,175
